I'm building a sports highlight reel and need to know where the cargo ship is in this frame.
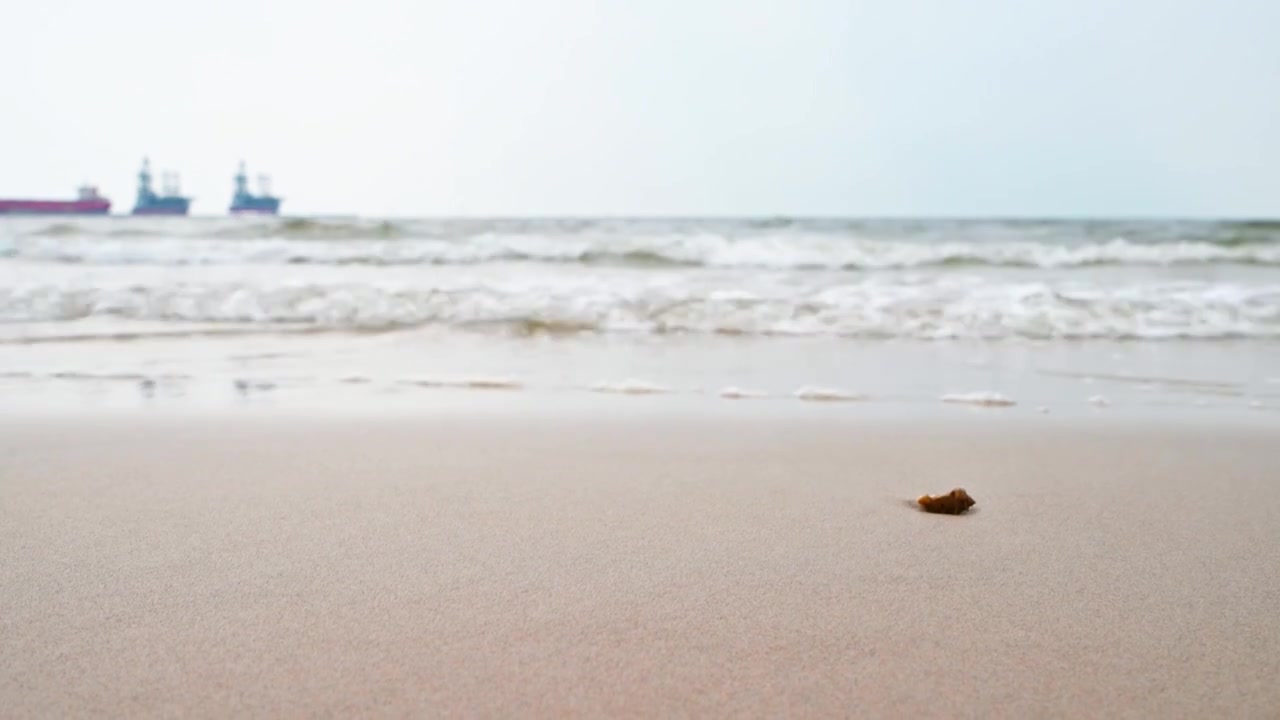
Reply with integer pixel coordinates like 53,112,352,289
230,162,281,215
0,185,111,215
132,158,191,215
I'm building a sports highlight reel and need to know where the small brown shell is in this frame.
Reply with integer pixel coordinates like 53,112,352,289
917,488,976,515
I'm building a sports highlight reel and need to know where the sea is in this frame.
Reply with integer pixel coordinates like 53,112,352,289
3,216,1279,416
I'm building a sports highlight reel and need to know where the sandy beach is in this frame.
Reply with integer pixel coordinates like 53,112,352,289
2,410,1278,718
5,0,1280,711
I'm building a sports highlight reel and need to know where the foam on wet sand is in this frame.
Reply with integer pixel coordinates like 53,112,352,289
940,391,1017,407
793,385,866,402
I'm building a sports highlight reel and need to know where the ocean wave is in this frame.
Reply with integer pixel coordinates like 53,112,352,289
6,233,1280,269
209,217,407,240
31,223,84,237
5,278,1277,340
719,386,769,399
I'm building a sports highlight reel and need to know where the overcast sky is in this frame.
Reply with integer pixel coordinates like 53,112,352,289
3,0,1277,217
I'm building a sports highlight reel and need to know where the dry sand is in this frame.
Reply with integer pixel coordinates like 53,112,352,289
2,412,1279,718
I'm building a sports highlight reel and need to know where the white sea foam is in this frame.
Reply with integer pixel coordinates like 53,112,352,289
5,227,1280,269
5,217,1279,343
402,376,523,390
452,376,523,390
793,386,866,402
3,276,1277,340
1089,395,1111,407
940,391,1017,407
719,386,768,399
590,379,670,395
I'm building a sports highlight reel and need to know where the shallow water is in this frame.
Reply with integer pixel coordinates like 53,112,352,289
4,216,1279,416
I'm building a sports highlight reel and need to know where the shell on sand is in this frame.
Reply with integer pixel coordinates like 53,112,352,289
917,488,976,515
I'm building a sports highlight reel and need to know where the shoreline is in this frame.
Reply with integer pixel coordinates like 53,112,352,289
3,384,1278,429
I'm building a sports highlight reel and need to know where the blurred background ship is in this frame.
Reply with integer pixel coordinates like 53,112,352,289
1,159,284,215
229,162,281,215
132,158,191,215
0,185,111,215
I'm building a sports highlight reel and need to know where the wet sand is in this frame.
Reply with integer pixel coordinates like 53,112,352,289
2,412,1278,718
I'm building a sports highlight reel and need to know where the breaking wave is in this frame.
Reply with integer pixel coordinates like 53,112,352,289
3,216,1280,270
6,234,1280,270
4,278,1278,340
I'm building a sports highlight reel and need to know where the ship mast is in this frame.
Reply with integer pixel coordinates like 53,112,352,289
234,161,250,199
137,157,154,203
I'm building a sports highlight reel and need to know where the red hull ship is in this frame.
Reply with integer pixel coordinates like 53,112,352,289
0,186,111,215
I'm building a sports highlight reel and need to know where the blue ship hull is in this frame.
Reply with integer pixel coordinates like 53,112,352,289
230,196,281,215
133,196,191,215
